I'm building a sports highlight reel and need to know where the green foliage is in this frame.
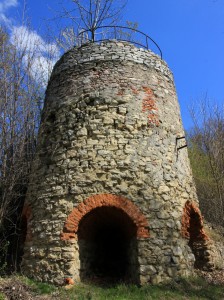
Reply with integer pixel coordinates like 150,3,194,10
187,108,224,226
30,281,56,295
20,276,57,295
46,277,224,300
188,142,222,225
0,292,5,300
188,134,224,226
188,143,218,199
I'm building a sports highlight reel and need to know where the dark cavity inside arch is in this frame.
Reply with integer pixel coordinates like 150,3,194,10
78,206,139,284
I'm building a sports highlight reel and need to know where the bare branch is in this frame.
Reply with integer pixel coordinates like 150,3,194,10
188,97,224,226
64,0,127,41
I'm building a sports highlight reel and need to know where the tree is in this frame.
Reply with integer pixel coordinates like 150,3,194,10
67,0,126,37
0,24,55,272
188,98,224,227
55,0,127,50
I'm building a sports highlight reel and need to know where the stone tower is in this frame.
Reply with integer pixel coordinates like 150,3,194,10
21,40,213,285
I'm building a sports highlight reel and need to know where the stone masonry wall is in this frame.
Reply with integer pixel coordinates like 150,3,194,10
22,41,200,285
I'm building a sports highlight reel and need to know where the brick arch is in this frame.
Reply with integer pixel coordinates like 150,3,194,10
181,200,208,241
61,194,149,240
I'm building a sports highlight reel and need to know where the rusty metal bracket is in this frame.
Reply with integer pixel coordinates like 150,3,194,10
177,144,188,151
176,136,187,152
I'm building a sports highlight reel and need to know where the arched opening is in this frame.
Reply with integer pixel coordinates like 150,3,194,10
188,209,208,269
182,201,213,270
78,206,138,284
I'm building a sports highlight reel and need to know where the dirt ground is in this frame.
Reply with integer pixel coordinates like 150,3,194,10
0,278,53,300
195,269,224,286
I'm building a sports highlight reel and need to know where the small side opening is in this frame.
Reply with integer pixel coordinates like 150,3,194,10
188,210,206,269
183,201,214,271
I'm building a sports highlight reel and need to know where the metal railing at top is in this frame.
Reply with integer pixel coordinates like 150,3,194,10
78,26,163,59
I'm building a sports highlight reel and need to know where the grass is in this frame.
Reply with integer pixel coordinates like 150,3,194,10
0,293,5,300
21,276,56,295
20,275,224,300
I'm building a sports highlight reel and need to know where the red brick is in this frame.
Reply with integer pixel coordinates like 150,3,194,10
61,194,150,240
181,201,209,241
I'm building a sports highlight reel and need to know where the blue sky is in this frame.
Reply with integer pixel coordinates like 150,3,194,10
1,0,224,130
